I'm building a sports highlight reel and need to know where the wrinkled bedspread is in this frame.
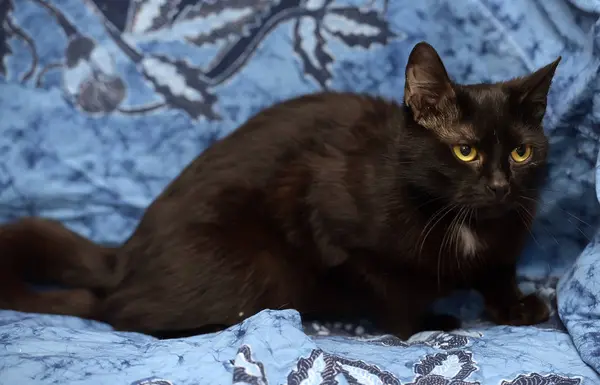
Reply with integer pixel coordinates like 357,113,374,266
1,0,600,384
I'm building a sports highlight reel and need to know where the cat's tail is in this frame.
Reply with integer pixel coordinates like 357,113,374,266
0,217,121,318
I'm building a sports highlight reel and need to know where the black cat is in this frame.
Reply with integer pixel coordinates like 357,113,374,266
0,42,560,338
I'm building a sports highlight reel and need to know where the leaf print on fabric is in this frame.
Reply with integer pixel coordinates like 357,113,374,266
130,378,174,385
500,373,581,385
287,349,332,385
425,333,471,350
69,0,400,118
323,6,397,48
0,0,14,76
287,348,401,385
19,0,128,112
407,351,479,385
335,356,401,385
289,0,398,87
232,345,269,385
293,16,334,87
105,23,219,119
360,331,473,350
2,1,37,83
63,37,127,114
127,0,182,34
178,0,271,46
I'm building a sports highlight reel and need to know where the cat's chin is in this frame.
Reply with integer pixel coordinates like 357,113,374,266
453,198,517,219
472,204,516,219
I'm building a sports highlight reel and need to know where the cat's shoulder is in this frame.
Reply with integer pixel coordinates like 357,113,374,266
252,91,401,121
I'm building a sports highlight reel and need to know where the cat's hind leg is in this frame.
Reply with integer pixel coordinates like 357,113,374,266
419,312,461,332
0,217,120,317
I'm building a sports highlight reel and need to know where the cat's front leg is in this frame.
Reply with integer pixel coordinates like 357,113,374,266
356,272,459,337
475,264,549,326
374,296,461,339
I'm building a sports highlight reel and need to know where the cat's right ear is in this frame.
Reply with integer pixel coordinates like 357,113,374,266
404,42,456,126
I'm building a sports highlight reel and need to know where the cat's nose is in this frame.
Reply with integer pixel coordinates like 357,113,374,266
486,181,509,200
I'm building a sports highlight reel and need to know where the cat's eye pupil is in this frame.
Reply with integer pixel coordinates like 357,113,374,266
459,145,472,156
515,145,526,156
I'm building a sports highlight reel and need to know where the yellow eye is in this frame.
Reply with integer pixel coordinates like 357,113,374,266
510,144,533,163
452,145,478,162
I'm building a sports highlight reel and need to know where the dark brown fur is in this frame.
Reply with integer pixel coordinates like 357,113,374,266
0,43,561,338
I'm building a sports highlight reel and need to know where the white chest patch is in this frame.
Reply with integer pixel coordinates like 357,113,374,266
458,226,480,256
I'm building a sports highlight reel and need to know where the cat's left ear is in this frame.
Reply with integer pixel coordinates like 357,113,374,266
404,42,457,127
510,57,561,124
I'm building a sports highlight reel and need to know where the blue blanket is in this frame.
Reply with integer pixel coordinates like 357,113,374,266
1,0,600,384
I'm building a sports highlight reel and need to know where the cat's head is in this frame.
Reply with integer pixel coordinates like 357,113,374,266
402,42,560,216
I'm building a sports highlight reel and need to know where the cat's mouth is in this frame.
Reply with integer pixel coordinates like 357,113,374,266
453,195,517,214
464,199,519,218
474,205,514,218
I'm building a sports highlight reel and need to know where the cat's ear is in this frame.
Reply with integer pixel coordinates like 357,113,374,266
404,42,456,125
509,57,561,124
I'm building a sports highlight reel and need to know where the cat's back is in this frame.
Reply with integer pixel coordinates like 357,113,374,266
108,92,403,323
117,92,402,256
161,92,401,201
118,92,403,266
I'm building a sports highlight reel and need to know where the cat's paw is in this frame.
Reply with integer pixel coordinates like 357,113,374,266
487,293,550,326
420,313,462,332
